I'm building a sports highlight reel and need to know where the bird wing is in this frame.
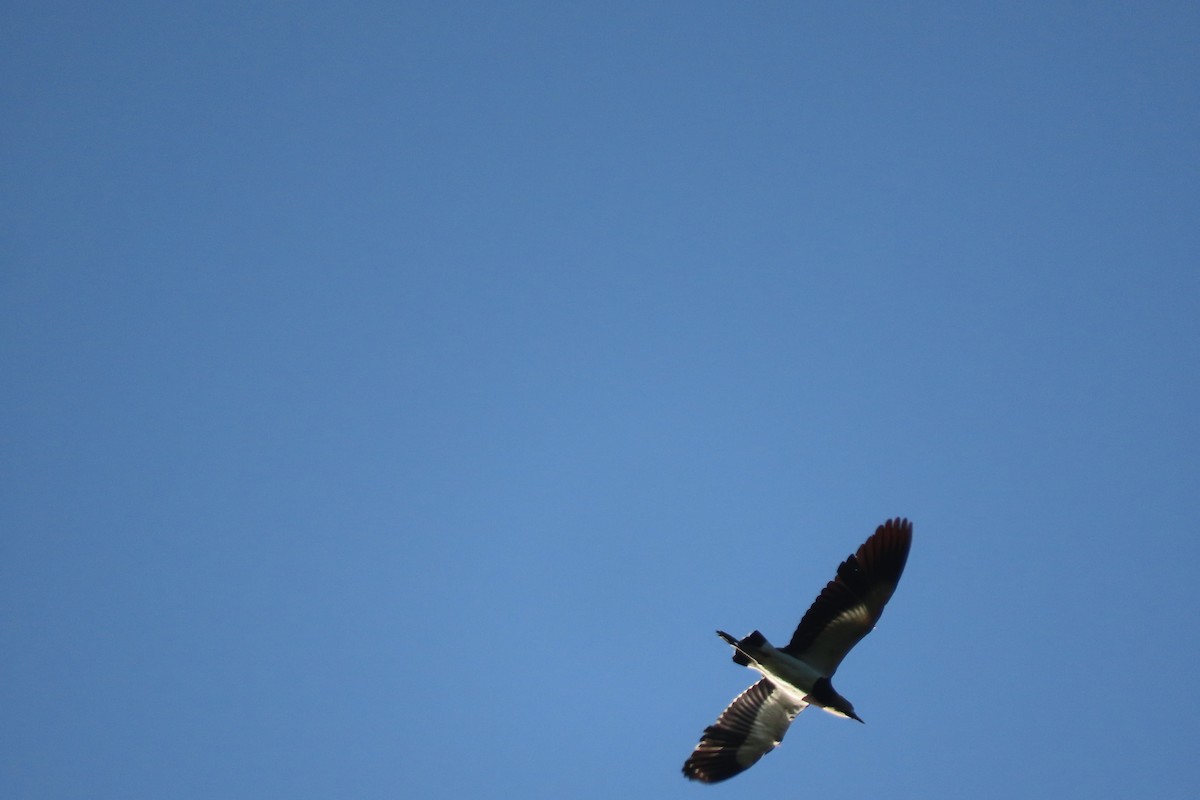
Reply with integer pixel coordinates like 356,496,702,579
781,517,912,676
682,679,807,783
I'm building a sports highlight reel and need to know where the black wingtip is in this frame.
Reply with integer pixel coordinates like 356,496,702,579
876,517,913,544
864,517,913,577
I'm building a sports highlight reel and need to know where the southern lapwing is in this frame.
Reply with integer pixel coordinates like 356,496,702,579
682,518,912,783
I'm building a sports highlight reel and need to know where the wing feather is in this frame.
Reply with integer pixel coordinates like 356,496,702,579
682,679,807,783
781,518,912,675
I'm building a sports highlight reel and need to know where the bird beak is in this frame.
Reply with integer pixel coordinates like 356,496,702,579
850,711,865,724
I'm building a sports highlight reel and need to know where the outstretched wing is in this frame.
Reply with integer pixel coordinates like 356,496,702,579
682,679,807,783
782,518,912,676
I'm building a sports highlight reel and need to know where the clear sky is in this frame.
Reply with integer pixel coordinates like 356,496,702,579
3,2,1198,798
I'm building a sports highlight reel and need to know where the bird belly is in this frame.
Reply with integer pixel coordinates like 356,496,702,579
749,645,824,697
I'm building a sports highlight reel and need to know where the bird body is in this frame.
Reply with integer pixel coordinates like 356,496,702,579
715,630,859,720
682,518,912,784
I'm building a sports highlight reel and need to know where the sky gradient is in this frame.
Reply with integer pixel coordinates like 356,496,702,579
3,3,1198,798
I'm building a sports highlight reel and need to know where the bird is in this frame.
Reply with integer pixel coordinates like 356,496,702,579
681,517,913,784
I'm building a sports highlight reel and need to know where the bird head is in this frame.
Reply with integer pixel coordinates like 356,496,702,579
828,697,864,724
804,678,864,723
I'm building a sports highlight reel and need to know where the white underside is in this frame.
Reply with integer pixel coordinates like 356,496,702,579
747,643,822,692
746,643,850,718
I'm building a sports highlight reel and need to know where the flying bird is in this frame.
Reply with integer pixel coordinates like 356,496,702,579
682,517,913,783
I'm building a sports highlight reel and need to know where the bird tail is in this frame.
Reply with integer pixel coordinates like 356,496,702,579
716,629,768,667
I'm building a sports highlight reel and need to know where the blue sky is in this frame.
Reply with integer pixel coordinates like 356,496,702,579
3,2,1198,798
